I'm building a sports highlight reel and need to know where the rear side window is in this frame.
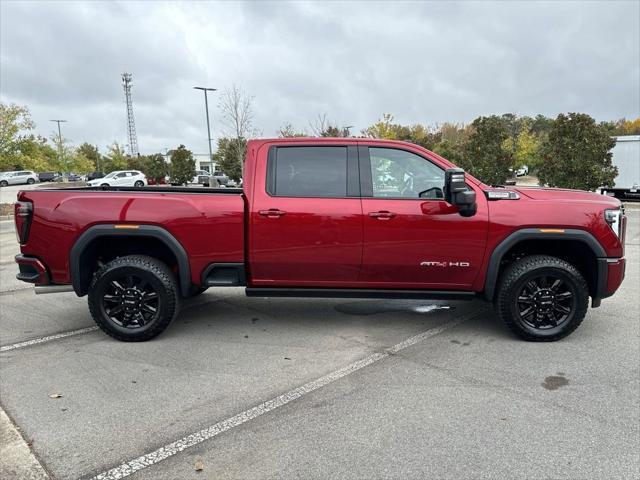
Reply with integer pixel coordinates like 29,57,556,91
269,146,348,197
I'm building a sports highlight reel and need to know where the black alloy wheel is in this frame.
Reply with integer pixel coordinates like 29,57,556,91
100,274,160,329
515,274,575,330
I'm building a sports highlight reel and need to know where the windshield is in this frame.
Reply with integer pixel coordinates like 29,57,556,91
103,172,117,179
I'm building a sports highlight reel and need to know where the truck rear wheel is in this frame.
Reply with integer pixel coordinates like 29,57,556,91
88,255,179,341
496,255,589,342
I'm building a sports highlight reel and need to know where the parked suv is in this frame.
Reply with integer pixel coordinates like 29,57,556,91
38,172,60,182
0,170,38,187
87,170,147,187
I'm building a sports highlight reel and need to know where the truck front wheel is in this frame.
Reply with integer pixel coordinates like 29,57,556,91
496,255,589,342
88,255,179,341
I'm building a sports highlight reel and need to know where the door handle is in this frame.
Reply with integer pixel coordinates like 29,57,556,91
258,209,287,217
368,210,396,219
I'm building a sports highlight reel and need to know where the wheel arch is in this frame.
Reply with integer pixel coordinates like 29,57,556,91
484,228,606,302
70,224,191,296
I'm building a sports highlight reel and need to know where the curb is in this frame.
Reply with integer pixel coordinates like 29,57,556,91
0,408,50,479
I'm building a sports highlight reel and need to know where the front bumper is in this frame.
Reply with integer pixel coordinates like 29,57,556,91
603,257,626,297
593,257,626,306
15,254,50,285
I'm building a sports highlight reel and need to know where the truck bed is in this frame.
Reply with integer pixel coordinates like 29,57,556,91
17,187,246,287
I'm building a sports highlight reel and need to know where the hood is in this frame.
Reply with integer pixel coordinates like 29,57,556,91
512,186,621,207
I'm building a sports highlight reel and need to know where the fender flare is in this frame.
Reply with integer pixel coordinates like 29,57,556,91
483,228,606,301
69,224,191,296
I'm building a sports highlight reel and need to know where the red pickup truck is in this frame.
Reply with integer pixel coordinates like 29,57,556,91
14,138,626,342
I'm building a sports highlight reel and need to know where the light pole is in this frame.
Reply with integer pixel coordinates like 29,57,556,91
50,119,68,175
193,87,217,186
342,125,354,137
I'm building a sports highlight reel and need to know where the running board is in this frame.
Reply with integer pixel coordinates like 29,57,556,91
245,288,477,300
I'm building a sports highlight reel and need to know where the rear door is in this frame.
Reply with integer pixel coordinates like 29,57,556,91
114,172,129,185
359,145,488,290
10,172,25,185
249,144,363,286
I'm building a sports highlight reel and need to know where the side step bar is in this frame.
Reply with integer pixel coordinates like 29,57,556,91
35,285,75,295
245,288,477,300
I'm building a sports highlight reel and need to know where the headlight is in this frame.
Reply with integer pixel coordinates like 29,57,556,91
604,208,623,238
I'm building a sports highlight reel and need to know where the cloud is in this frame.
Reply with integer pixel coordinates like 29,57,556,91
1,0,638,154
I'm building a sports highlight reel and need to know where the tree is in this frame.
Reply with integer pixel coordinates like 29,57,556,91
362,113,397,139
169,145,195,185
461,116,514,185
538,113,617,191
0,103,34,159
67,150,95,174
49,132,76,173
0,103,54,171
502,120,542,171
601,117,640,136
103,142,128,172
145,153,169,183
127,154,148,172
78,143,102,171
278,123,307,137
218,85,256,179
307,113,349,137
212,137,245,181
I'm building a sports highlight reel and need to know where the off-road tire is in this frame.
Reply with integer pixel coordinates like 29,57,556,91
496,255,589,342
88,255,179,341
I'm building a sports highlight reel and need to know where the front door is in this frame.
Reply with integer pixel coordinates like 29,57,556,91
359,145,488,290
250,144,363,287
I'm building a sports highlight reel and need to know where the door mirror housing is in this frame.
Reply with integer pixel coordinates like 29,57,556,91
444,168,477,217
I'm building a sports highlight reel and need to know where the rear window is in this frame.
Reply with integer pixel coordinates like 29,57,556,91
268,146,348,197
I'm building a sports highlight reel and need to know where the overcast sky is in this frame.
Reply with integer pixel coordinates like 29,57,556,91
1,0,639,155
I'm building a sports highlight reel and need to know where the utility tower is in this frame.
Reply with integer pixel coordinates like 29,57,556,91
121,73,139,156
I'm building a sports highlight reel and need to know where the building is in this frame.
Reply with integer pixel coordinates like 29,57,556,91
192,153,217,173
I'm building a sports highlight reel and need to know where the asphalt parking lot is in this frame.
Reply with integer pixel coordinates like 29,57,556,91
0,206,638,480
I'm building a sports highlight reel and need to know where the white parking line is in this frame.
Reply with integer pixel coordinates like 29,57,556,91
0,326,99,352
91,310,483,480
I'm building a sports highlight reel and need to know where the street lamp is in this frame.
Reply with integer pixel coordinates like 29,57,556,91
193,86,217,187
342,125,354,137
50,119,68,175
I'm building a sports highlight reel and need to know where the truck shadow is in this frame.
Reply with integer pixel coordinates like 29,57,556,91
173,291,514,342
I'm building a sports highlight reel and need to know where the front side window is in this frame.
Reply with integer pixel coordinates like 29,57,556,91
271,146,348,197
369,147,444,199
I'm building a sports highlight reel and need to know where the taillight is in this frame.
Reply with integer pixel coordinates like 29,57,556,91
14,201,33,244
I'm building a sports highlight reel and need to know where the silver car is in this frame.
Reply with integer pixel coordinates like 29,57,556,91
0,170,38,187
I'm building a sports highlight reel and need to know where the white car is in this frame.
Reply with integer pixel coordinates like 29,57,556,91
87,170,147,187
0,170,38,187
516,165,529,177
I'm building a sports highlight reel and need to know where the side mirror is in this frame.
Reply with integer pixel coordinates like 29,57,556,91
444,168,477,217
